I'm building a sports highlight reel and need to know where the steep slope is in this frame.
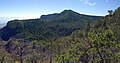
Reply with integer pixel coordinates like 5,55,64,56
0,10,103,41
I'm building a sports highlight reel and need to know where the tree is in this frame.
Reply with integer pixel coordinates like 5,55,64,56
6,39,29,63
108,10,113,15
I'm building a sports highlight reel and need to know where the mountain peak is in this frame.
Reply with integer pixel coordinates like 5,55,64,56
40,9,80,21
62,9,74,12
61,9,79,14
58,9,81,19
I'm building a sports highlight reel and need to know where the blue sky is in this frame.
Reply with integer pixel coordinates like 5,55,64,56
0,0,120,23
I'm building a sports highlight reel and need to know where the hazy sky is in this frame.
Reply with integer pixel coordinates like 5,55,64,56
0,0,120,20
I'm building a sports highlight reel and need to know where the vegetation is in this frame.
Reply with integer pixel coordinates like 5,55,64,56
0,7,120,63
0,10,103,41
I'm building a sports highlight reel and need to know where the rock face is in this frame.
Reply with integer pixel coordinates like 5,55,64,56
0,10,103,41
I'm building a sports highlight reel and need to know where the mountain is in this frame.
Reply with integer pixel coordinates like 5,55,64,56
0,7,120,63
40,10,102,22
0,10,103,41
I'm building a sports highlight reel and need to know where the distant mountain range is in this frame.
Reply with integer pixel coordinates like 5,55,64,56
0,10,103,41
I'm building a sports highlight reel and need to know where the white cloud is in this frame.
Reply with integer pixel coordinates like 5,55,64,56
80,0,96,6
106,0,108,3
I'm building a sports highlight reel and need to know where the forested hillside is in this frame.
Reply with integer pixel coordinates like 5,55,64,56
0,10,103,41
0,7,120,63
54,7,120,63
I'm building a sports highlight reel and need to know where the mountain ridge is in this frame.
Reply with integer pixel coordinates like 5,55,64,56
40,9,103,22
0,9,103,41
